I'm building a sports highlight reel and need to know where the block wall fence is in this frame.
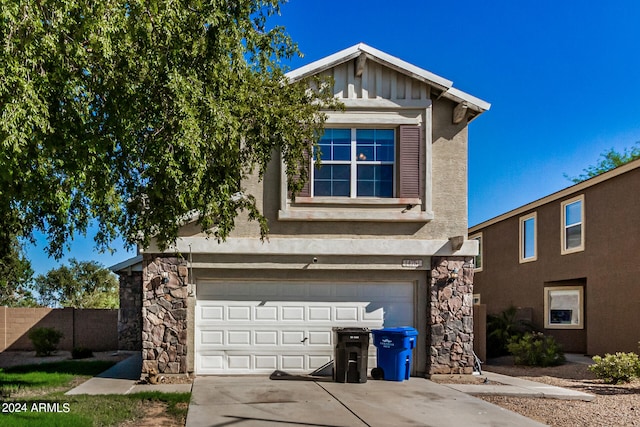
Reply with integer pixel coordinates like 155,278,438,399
0,307,118,352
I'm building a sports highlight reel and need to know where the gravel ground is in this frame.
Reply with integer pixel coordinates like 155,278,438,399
479,357,640,427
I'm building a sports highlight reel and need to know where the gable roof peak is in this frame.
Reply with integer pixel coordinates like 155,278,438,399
286,43,490,112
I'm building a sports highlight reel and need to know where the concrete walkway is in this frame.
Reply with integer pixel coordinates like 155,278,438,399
65,352,192,395
65,352,595,426
446,371,595,401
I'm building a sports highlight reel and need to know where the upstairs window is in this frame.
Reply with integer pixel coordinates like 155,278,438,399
313,128,395,198
561,195,585,254
519,213,537,263
293,125,423,204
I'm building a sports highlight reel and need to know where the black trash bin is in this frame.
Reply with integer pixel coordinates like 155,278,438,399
332,327,370,383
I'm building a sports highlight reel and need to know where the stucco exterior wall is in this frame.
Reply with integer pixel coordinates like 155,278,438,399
182,96,469,243
472,166,640,356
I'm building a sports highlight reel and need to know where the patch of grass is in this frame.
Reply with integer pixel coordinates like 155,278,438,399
0,393,191,427
0,361,115,398
3,360,116,376
0,360,191,426
0,370,75,391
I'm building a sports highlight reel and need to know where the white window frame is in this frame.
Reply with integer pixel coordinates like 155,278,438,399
469,232,483,272
519,212,537,263
561,195,585,255
311,128,396,198
544,286,584,329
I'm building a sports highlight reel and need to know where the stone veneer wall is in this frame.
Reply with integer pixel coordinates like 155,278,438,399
427,256,475,375
141,255,189,374
118,271,142,351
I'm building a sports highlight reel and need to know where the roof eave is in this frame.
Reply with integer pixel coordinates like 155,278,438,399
109,254,143,273
285,43,489,113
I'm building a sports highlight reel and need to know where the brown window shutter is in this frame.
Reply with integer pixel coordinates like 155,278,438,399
399,125,422,198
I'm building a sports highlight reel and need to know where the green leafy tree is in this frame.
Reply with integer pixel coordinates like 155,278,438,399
0,0,337,260
0,236,37,307
565,142,640,183
31,259,119,308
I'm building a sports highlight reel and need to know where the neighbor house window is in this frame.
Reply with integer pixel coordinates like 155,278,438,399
561,195,585,254
313,128,395,198
470,233,483,271
544,286,584,329
519,213,537,263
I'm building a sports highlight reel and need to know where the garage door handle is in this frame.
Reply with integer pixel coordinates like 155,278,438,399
301,337,308,343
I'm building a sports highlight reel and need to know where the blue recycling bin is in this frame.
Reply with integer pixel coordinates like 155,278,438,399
371,327,418,381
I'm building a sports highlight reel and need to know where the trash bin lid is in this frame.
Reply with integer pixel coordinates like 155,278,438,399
371,326,418,336
332,327,370,332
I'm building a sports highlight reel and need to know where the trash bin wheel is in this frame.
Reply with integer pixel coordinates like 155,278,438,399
371,367,384,380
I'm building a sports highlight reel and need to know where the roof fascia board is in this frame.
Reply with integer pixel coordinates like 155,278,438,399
469,158,640,233
446,87,491,112
356,43,453,89
286,43,489,112
285,44,363,81
109,254,143,273
287,43,453,89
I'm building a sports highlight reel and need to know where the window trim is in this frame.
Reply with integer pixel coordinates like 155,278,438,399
519,212,537,263
311,127,396,198
544,286,584,329
561,195,585,255
279,111,434,223
469,232,483,272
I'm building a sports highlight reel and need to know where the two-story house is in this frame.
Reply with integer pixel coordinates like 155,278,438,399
112,43,490,377
469,159,640,356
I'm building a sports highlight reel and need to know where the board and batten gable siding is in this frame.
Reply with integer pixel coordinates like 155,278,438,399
323,60,430,101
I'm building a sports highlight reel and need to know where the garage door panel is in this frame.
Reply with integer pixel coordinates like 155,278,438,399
282,331,305,345
282,306,305,321
227,331,251,345
228,355,251,369
227,306,251,321
282,355,305,370
196,281,414,374
255,306,278,320
255,330,278,345
201,306,224,320
335,306,358,321
308,306,331,321
201,330,223,345
255,355,278,369
308,331,331,346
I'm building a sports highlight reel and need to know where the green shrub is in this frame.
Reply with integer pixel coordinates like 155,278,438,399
487,306,534,358
507,332,565,367
28,327,63,356
72,347,94,359
589,352,640,384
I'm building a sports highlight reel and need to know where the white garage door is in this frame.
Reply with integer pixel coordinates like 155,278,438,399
195,281,414,375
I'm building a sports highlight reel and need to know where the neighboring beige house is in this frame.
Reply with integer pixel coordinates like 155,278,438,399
469,159,640,356
112,43,490,377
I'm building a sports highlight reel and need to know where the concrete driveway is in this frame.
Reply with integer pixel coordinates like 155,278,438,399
186,376,545,427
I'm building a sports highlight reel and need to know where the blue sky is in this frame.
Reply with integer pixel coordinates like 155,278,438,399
24,0,640,275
